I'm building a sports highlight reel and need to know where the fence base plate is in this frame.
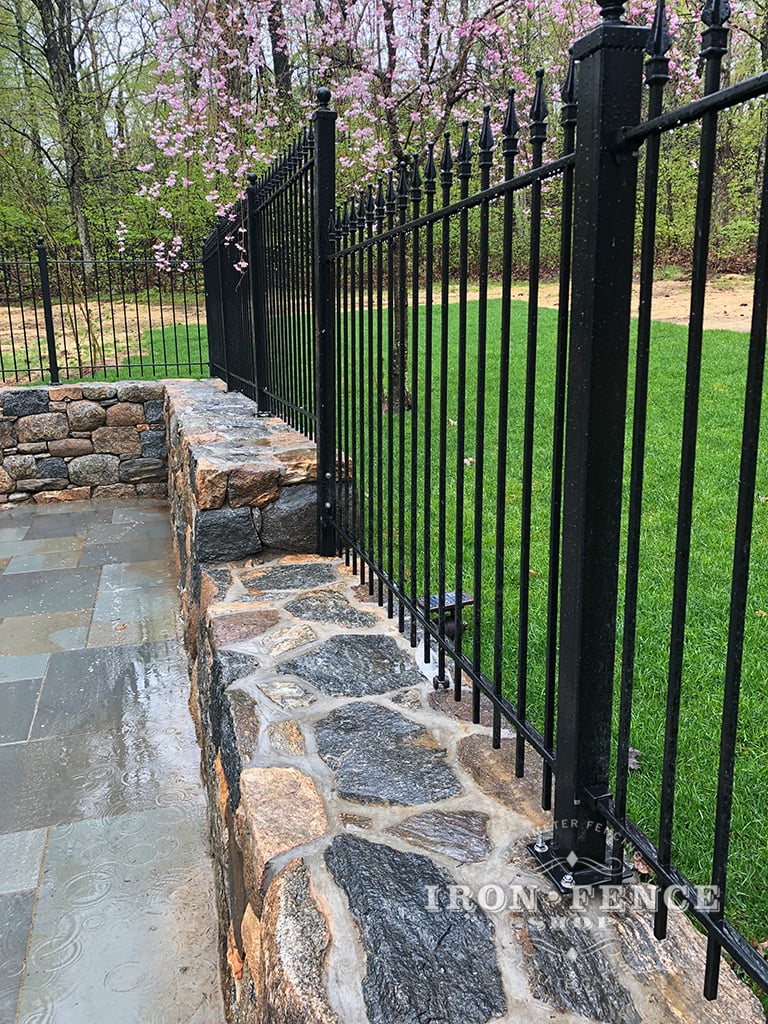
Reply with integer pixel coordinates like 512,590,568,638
526,839,632,893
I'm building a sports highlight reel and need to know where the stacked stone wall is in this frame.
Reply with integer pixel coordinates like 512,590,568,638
164,380,319,656
0,381,168,504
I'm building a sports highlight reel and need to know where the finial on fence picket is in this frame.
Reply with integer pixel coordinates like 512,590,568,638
701,0,730,26
597,0,625,20
358,189,366,226
440,131,454,184
479,104,494,168
376,178,386,218
410,153,422,200
247,172,257,187
397,160,410,202
366,184,376,224
502,89,520,159
561,54,579,111
316,86,332,108
530,69,548,144
386,169,397,211
457,121,472,178
424,142,437,195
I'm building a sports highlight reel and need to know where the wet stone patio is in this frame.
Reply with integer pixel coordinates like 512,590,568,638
0,499,223,1023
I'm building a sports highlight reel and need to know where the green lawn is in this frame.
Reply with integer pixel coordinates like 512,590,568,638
340,293,768,947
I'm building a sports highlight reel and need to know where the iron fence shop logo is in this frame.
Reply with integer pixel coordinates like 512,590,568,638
424,825,721,963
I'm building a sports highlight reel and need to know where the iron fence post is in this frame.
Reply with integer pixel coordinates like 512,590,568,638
552,6,649,874
247,174,270,411
313,88,337,556
36,238,60,385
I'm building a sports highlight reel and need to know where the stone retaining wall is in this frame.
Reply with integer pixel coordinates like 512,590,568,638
0,381,168,504
164,379,319,655
164,381,764,1024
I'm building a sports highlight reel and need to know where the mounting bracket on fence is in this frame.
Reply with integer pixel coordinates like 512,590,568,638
528,786,632,893
417,591,473,689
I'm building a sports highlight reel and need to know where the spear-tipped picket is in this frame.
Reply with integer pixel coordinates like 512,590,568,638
529,69,548,148
457,121,472,183
478,103,494,177
645,0,671,91
375,178,386,226
440,131,454,199
366,184,375,227
561,54,579,129
348,194,357,233
397,159,410,214
702,0,730,27
424,142,437,199
357,190,367,235
386,169,397,214
647,0,672,57
410,153,422,204
502,88,520,164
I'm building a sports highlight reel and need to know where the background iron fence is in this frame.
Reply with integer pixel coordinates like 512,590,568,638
203,0,768,1001
0,241,207,384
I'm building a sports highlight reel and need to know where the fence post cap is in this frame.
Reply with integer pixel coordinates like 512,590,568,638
316,87,332,108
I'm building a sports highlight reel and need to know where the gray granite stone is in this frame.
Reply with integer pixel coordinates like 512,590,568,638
280,634,422,697
285,590,378,629
35,457,68,480
80,383,116,400
3,455,36,480
67,400,106,431
68,453,120,486
244,562,338,592
519,899,640,1023
144,399,165,424
116,381,165,402
387,810,492,862
118,458,166,483
196,508,261,561
325,835,505,1024
1,389,48,418
316,702,460,805
141,430,167,459
259,483,316,551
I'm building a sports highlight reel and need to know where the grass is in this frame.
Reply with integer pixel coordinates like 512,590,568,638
0,323,209,384
343,293,768,949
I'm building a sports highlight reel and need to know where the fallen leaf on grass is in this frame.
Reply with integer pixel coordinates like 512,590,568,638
756,610,767,618
632,851,652,876
628,747,642,770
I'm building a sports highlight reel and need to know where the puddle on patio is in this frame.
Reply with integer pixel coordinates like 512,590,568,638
0,499,223,1024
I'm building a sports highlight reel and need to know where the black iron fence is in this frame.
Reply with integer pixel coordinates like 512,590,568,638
203,0,768,1001
0,241,207,383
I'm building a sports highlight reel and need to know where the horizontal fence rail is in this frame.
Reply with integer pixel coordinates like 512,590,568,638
206,0,768,1002
0,242,206,384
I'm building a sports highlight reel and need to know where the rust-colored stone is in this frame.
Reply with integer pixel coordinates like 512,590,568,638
226,923,244,982
0,466,13,492
47,438,94,457
92,425,142,456
15,413,69,443
236,768,328,904
240,903,263,986
49,386,82,401
456,733,548,828
273,447,318,484
194,456,229,510
214,751,229,822
227,463,282,508
106,401,145,426
33,486,91,504
209,605,281,646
